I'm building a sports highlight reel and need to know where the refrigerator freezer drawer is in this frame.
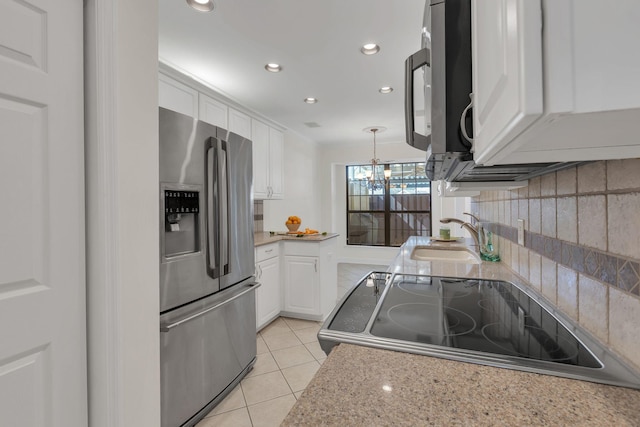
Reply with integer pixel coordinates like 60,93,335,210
160,282,258,427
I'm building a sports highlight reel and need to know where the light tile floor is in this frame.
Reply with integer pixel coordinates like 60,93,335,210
196,263,387,427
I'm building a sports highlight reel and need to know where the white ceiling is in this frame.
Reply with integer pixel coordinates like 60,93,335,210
159,0,425,145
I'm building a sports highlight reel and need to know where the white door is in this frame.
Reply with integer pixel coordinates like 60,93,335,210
283,256,319,316
251,119,270,199
471,0,543,165
268,127,284,199
256,256,281,329
0,1,87,426
228,107,251,139
158,73,198,117
198,93,228,128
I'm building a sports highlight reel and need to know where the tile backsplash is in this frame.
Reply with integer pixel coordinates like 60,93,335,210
471,159,640,370
254,200,264,233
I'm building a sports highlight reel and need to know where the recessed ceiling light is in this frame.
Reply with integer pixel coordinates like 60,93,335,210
379,86,393,94
186,0,214,12
264,63,282,73
360,43,380,55
304,97,318,104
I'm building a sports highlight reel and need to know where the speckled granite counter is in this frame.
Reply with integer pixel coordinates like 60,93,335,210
254,232,338,246
282,236,640,426
283,344,640,426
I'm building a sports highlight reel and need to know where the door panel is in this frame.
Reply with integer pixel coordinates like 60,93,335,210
251,119,269,199
283,256,319,315
220,130,255,290
0,0,86,425
160,284,257,427
268,127,284,198
471,0,543,165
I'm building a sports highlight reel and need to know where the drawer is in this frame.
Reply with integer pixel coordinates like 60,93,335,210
282,241,321,257
255,243,279,262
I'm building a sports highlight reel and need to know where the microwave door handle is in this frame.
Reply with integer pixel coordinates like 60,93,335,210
218,138,229,275
205,138,220,279
404,47,432,151
460,93,474,147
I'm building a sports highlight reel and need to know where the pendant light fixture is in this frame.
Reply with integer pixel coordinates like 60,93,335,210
362,127,391,191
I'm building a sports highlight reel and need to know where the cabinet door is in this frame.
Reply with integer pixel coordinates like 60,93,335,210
251,120,270,199
268,127,284,199
228,108,252,139
198,93,228,128
471,0,543,165
256,256,281,330
283,256,319,316
159,73,198,117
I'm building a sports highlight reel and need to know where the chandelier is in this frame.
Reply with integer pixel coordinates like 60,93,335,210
360,127,391,191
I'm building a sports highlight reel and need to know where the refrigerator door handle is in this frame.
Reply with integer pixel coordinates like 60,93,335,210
219,139,230,275
160,282,260,332
205,138,220,279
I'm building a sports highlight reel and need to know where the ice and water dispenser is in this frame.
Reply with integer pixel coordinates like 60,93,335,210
162,185,201,258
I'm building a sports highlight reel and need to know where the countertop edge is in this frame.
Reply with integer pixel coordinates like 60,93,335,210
254,232,339,247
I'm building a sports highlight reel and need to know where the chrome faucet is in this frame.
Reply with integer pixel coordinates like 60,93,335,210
439,217,480,248
463,212,479,225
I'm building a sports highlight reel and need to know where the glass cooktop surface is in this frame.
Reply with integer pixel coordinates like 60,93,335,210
330,274,601,368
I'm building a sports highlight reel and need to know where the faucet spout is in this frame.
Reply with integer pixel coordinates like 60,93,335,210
440,217,480,249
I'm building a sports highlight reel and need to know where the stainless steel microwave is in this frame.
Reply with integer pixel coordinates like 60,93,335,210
405,0,578,183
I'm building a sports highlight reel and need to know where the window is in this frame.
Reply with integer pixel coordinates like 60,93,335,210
346,162,431,247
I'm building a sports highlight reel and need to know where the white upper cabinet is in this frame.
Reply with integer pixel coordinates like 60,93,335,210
228,108,252,139
471,0,543,164
159,73,198,117
252,120,284,200
471,0,640,165
251,120,270,198
198,93,228,128
159,71,285,199
268,127,284,199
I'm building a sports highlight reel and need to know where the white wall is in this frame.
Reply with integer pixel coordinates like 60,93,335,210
431,182,473,239
319,140,427,265
85,0,160,425
263,131,321,231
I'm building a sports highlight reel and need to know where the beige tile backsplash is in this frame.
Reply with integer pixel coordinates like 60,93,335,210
578,274,609,344
608,192,640,259
577,195,607,251
473,159,640,370
557,265,578,319
556,197,577,243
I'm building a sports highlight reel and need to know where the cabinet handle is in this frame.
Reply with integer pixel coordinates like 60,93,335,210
314,259,318,272
460,93,474,146
160,283,259,332
265,249,273,253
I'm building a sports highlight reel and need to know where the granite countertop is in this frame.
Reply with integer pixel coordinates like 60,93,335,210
283,344,640,426
282,236,640,426
254,232,338,247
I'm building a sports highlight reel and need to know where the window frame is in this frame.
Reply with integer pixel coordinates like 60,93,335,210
345,161,432,247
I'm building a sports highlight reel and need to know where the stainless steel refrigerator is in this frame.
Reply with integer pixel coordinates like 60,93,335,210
158,107,257,427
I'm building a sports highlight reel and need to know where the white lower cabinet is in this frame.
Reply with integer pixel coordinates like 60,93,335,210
254,238,337,328
282,256,319,316
282,239,337,321
255,243,281,331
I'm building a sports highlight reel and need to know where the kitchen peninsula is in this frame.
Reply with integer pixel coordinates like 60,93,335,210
253,232,339,330
283,237,640,425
